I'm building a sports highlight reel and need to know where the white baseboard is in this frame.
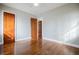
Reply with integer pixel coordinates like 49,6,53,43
0,37,31,44
15,37,31,42
0,42,3,45
43,37,79,48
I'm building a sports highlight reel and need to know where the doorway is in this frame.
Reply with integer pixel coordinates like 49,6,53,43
31,18,42,42
3,12,15,44
31,18,38,41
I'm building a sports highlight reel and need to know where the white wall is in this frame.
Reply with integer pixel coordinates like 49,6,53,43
38,4,79,45
0,9,2,44
1,3,79,46
0,4,35,43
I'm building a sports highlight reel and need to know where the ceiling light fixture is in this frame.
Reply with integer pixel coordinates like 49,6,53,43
33,3,39,7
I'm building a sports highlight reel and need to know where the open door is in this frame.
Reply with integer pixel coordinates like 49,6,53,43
38,21,42,40
3,12,15,44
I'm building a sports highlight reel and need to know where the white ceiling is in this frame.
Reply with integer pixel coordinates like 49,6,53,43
3,3,66,16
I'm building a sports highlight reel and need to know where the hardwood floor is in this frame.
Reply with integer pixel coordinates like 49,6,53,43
0,39,79,55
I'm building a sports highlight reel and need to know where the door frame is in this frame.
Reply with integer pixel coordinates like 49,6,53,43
2,10,16,44
31,17,42,41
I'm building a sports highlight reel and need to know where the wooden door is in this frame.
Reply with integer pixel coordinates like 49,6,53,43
38,20,42,48
38,21,42,40
3,12,15,44
31,18,38,42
